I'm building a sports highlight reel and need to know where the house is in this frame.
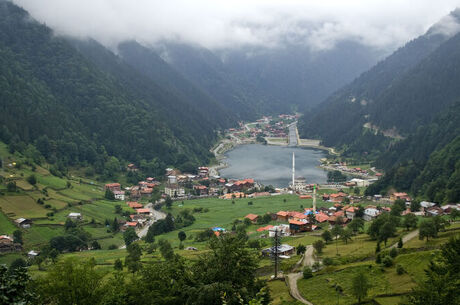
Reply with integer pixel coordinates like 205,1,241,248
441,204,460,214
105,183,121,192
349,178,370,187
113,190,125,201
268,224,290,237
27,250,40,259
136,208,150,215
164,184,185,198
127,164,138,172
276,211,289,221
289,219,312,233
14,218,32,229
299,195,312,199
329,192,347,203
0,235,21,253
426,206,443,217
198,167,209,178
193,185,208,196
345,207,358,220
128,202,143,209
257,225,274,232
146,177,155,183
391,192,411,202
185,247,198,251
140,188,153,198
124,222,140,228
220,192,245,199
315,212,330,223
363,208,379,221
262,244,295,257
68,212,82,220
245,214,259,223
420,201,436,209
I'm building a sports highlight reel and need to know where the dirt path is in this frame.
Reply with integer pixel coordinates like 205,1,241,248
286,245,314,305
389,229,419,249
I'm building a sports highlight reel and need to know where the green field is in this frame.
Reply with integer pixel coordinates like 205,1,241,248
0,195,49,218
158,194,327,247
0,209,16,234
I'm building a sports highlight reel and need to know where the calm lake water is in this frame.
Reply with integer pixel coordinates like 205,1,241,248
220,144,328,187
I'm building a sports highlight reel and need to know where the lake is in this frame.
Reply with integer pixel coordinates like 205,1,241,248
220,144,328,187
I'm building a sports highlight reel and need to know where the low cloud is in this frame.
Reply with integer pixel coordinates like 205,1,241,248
13,0,460,51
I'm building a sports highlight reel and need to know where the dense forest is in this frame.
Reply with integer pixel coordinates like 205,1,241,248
298,9,460,200
0,0,234,176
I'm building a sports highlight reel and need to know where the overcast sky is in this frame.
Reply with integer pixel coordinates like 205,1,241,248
13,0,460,51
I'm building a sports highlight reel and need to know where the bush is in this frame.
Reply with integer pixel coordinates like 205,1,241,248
382,256,393,268
108,244,118,250
248,201,253,206
375,254,382,264
26,175,37,185
396,264,405,275
303,267,313,279
322,257,334,266
389,247,398,258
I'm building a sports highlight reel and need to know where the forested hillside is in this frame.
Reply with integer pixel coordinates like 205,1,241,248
299,9,460,151
0,1,229,175
298,10,460,201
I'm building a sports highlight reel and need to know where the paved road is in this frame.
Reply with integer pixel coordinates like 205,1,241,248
286,245,314,305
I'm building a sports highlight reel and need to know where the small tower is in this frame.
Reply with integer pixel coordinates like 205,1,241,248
313,184,317,213
292,152,295,188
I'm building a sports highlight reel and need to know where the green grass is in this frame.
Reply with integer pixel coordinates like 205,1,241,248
403,226,460,249
158,194,329,247
37,174,68,190
0,209,16,234
23,226,65,249
0,195,49,218
0,253,24,266
298,264,389,305
267,279,302,305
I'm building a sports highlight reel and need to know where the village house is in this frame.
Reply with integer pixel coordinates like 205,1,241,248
0,235,21,253
140,188,153,198
124,222,140,229
105,183,121,192
268,224,290,237
220,192,246,199
27,250,40,259
363,207,380,221
15,218,32,229
276,211,289,221
441,204,460,214
127,163,138,172
329,192,348,203
164,184,185,198
345,207,359,220
289,219,312,233
262,244,295,257
113,190,125,201
198,167,209,178
245,213,259,224
420,201,436,209
193,185,208,196
391,192,411,202
127,202,143,209
314,212,330,223
67,212,82,221
426,206,444,217
136,208,150,215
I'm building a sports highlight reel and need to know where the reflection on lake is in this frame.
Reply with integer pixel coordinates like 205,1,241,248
220,144,328,188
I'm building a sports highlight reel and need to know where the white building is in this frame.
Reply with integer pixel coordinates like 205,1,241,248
68,212,82,220
363,208,380,221
420,201,436,209
164,184,185,198
113,190,125,201
350,178,370,187
268,224,290,237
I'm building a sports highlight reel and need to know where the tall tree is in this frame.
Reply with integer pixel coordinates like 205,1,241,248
352,270,371,304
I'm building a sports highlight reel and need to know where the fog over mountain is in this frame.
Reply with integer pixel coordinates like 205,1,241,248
13,0,460,52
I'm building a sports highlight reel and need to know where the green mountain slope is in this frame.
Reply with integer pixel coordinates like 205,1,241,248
0,1,223,172
299,10,460,152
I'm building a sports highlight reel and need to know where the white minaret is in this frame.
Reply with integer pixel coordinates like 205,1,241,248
313,184,317,212
292,152,295,188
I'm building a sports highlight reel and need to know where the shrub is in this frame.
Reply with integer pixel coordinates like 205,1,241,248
375,254,382,264
389,247,398,258
303,267,313,279
108,244,118,250
382,256,393,268
396,264,405,275
322,257,334,266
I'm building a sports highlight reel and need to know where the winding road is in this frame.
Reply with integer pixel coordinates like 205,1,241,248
286,245,315,305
